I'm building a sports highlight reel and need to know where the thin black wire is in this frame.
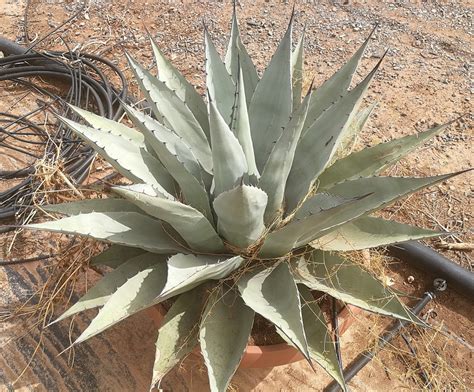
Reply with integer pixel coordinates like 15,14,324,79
400,333,432,389
332,297,344,373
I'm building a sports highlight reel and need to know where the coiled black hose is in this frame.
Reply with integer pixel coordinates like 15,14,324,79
0,37,128,224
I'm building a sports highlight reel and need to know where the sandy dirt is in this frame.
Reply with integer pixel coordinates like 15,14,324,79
0,0,472,391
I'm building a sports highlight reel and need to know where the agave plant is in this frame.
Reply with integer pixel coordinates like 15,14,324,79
27,7,463,392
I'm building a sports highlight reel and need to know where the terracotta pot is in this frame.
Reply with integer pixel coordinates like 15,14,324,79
239,304,362,368
146,302,363,369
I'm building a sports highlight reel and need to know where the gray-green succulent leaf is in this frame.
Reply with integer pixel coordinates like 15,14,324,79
259,87,312,224
42,198,143,216
285,55,384,212
236,262,312,365
113,185,223,252
152,285,207,389
213,184,268,249
205,27,236,125
127,53,213,173
209,97,248,195
259,192,372,257
122,103,206,182
53,252,168,324
231,67,260,178
298,285,346,390
90,244,146,268
311,215,446,251
74,254,244,345
249,13,293,171
74,259,169,344
27,211,186,254
224,4,258,105
302,26,375,132
319,122,451,189
68,104,146,147
291,30,305,109
150,35,210,136
200,285,254,392
333,102,377,161
293,250,419,323
58,116,175,195
158,254,244,302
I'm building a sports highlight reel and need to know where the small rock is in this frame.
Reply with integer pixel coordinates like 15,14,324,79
407,276,415,283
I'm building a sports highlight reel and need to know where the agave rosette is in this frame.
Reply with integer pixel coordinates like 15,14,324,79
27,8,461,392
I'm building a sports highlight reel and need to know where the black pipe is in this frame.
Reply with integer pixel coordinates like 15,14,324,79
324,279,446,392
0,37,27,55
389,241,474,298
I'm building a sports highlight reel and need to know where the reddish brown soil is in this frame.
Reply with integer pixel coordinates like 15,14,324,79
1,1,472,391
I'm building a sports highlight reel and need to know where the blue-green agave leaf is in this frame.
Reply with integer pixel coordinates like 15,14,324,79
158,254,244,301
213,184,268,249
209,98,248,195
311,215,445,251
68,104,145,147
334,103,376,161
298,285,346,390
231,67,259,178
249,14,293,170
236,262,311,363
43,198,142,216
285,56,383,212
318,122,451,190
205,27,235,124
152,285,207,389
126,54,213,173
294,250,418,323
123,103,203,179
113,185,224,253
74,254,244,345
224,4,258,106
259,193,369,257
303,27,375,132
259,88,312,224
52,252,166,324
291,30,305,109
26,211,185,254
90,245,146,268
295,172,463,247
200,285,254,392
74,260,168,344
123,104,213,220
150,36,210,137
59,117,175,195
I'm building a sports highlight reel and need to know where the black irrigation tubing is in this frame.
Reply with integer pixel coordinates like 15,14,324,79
0,37,128,226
